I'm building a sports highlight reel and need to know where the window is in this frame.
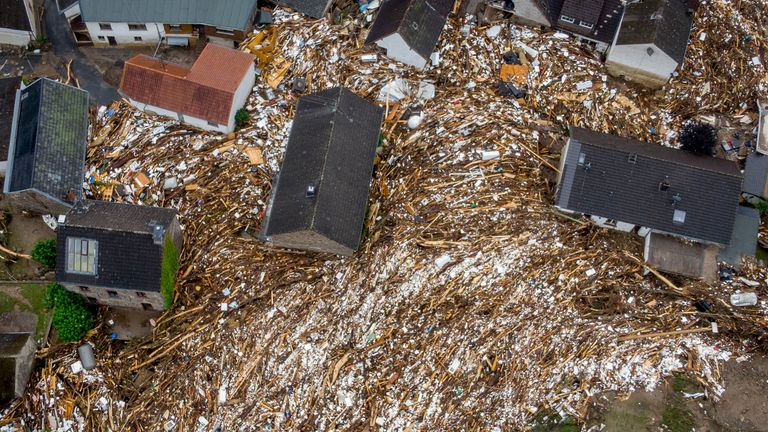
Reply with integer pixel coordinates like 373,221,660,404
97,36,106,41
604,219,618,227
673,210,686,224
168,24,183,31
66,238,97,275
134,36,143,41
107,290,119,298
79,286,89,292
207,121,219,127
99,23,112,30
577,152,586,165
128,23,147,31
627,153,637,163
215,27,235,36
646,47,655,56
136,291,147,297
560,15,575,24
579,21,594,29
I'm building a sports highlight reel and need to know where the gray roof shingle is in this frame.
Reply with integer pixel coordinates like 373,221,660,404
539,0,624,43
615,0,693,64
556,127,742,245
365,0,453,59
265,87,384,253
64,200,178,234
0,0,32,32
79,0,258,30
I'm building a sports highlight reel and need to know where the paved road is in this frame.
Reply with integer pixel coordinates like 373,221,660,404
43,0,120,106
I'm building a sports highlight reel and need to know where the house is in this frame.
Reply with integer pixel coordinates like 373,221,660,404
365,0,454,69
279,0,333,19
0,0,38,47
55,200,182,311
644,232,718,281
743,152,768,200
119,44,256,133
556,127,742,279
4,78,89,215
606,0,693,88
534,0,625,50
0,77,21,175
0,332,36,403
263,87,384,256
757,100,768,155
77,0,258,48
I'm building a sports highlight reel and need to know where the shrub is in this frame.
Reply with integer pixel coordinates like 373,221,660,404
46,284,93,342
31,239,57,269
679,121,717,156
160,237,179,310
235,108,250,129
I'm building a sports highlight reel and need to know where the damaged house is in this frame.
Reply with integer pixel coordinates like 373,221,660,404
556,127,743,281
365,0,454,69
263,87,384,256
55,200,182,311
0,0,38,47
4,78,89,215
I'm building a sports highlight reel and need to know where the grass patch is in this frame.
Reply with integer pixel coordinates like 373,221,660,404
160,237,179,310
0,283,53,339
662,402,695,432
531,410,581,432
671,374,696,392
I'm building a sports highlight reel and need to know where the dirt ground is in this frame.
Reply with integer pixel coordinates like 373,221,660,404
79,45,202,88
0,199,56,280
588,355,768,431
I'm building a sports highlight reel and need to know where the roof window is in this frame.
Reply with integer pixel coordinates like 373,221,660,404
579,21,594,29
560,15,576,23
673,209,686,224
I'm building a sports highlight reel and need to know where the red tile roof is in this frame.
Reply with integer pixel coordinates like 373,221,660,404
119,45,254,126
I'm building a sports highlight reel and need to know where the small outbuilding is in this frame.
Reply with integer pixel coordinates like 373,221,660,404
743,152,768,200
718,206,760,269
56,200,182,311
606,0,693,88
263,87,384,256
365,0,454,69
0,332,35,403
4,78,89,215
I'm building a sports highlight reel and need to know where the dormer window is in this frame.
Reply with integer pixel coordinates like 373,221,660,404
560,15,576,23
66,237,98,275
579,21,594,29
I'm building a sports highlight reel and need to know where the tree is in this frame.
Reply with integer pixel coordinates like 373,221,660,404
235,108,250,129
31,239,57,269
45,284,94,342
679,121,717,156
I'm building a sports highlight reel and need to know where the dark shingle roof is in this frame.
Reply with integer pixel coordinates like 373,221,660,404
278,0,333,18
365,0,453,59
64,200,177,234
265,87,384,252
719,206,760,267
0,0,32,32
0,77,21,163
556,127,742,245
743,152,768,199
540,0,624,43
6,78,89,204
560,0,603,24
615,0,692,64
79,0,257,30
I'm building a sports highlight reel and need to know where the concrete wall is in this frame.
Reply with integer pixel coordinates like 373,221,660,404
376,33,428,70
62,282,165,310
0,28,33,47
86,21,164,46
271,230,354,256
14,335,35,397
606,43,678,89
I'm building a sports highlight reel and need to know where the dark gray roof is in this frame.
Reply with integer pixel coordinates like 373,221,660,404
560,0,603,24
615,0,692,64
265,87,384,252
56,0,79,12
0,0,32,32
0,77,21,163
539,0,624,43
56,201,178,292
719,206,760,267
278,0,332,18
5,78,89,205
556,127,742,245
64,200,177,234
743,152,768,199
365,0,453,59
79,0,257,30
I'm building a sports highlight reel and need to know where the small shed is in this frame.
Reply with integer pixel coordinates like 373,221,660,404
743,152,768,200
3,78,89,215
365,0,453,69
719,206,760,269
263,87,384,256
0,332,35,403
644,232,718,282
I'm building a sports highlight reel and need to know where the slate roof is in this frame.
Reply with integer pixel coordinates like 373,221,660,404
719,206,760,267
538,0,624,43
615,0,693,64
556,127,742,245
743,152,768,199
0,77,21,163
0,0,32,32
56,200,178,292
278,0,333,18
5,78,89,205
265,87,384,253
119,45,254,125
79,0,258,30
365,0,453,59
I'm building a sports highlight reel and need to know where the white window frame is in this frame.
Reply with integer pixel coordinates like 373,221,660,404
673,210,686,224
560,15,576,24
579,20,594,29
66,237,98,275
128,23,147,31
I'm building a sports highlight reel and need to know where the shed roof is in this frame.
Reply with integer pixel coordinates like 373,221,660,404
365,0,453,59
0,77,21,163
0,0,32,32
278,0,333,18
719,206,760,268
119,45,254,125
5,78,89,204
615,0,692,64
743,152,768,199
265,87,384,253
556,127,742,245
64,200,178,234
79,0,257,30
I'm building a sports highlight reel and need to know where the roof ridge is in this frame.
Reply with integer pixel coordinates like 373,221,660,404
309,88,343,232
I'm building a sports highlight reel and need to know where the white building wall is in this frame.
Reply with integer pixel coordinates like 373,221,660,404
590,215,635,232
85,21,164,45
224,63,256,131
0,28,33,46
376,33,428,70
63,3,81,20
127,97,231,134
606,43,678,88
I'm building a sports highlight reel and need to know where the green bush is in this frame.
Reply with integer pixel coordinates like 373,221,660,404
31,239,57,269
160,237,179,310
235,108,250,129
46,284,93,342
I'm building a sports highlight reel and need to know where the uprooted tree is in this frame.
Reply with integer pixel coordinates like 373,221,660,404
679,121,717,156
45,283,93,342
